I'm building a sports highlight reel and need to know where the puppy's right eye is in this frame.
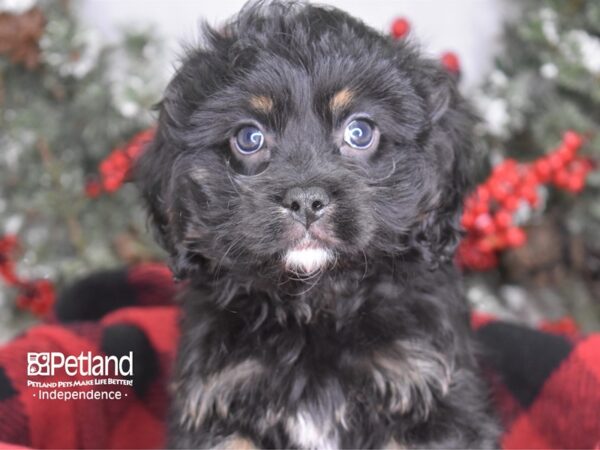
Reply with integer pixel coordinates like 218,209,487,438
232,126,265,155
344,119,374,150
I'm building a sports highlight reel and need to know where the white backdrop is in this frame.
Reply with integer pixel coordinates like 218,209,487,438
79,0,508,89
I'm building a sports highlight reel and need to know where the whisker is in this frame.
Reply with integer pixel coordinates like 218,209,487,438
361,248,369,281
225,159,243,197
213,234,245,280
367,158,397,184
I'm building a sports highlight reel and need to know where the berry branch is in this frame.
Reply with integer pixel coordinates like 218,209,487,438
0,235,55,316
457,131,594,270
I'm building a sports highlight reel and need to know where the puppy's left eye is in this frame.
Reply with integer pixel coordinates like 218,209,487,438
344,119,375,150
233,126,265,155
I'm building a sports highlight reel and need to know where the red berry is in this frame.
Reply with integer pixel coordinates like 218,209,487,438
555,145,577,165
503,195,520,212
464,196,477,212
505,172,520,189
125,128,155,160
566,159,584,174
102,175,123,193
457,240,498,270
440,51,460,74
476,238,495,253
563,130,583,151
567,159,593,183
474,199,489,215
489,181,510,201
505,227,527,247
520,185,539,205
15,279,55,317
553,169,570,188
476,186,491,203
0,235,18,254
391,18,411,39
522,169,539,187
461,212,476,229
494,210,512,229
493,159,518,177
548,152,565,171
99,149,133,192
474,213,496,234
534,159,552,182
566,174,585,193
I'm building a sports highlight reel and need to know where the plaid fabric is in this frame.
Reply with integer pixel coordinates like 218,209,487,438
474,316,600,449
0,263,598,449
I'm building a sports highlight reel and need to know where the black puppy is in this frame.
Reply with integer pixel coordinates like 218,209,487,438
136,1,499,448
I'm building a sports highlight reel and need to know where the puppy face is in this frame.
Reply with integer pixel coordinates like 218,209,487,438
137,2,473,279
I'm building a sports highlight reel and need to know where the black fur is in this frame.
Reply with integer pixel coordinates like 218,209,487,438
136,2,499,448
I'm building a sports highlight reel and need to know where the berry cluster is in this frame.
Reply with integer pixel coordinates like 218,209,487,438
85,128,155,197
391,18,461,75
457,131,593,270
0,235,55,316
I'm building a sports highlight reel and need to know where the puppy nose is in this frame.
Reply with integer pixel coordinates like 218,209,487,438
282,186,331,228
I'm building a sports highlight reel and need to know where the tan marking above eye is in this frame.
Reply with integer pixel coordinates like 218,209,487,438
330,88,354,114
249,95,274,113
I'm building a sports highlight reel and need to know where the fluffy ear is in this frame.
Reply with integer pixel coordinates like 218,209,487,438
135,27,234,280
411,62,476,268
134,112,199,281
135,118,171,252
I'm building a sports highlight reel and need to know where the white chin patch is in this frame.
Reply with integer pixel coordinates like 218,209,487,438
285,247,332,274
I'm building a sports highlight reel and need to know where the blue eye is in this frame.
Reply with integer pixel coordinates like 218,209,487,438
234,126,265,154
344,119,374,149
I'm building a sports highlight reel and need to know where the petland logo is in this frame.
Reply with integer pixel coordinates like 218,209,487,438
27,352,133,377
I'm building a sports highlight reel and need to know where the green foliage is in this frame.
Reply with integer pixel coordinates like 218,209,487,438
469,0,600,330
479,0,600,153
0,0,165,296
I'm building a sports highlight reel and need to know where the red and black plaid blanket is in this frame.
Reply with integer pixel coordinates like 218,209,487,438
0,263,598,449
